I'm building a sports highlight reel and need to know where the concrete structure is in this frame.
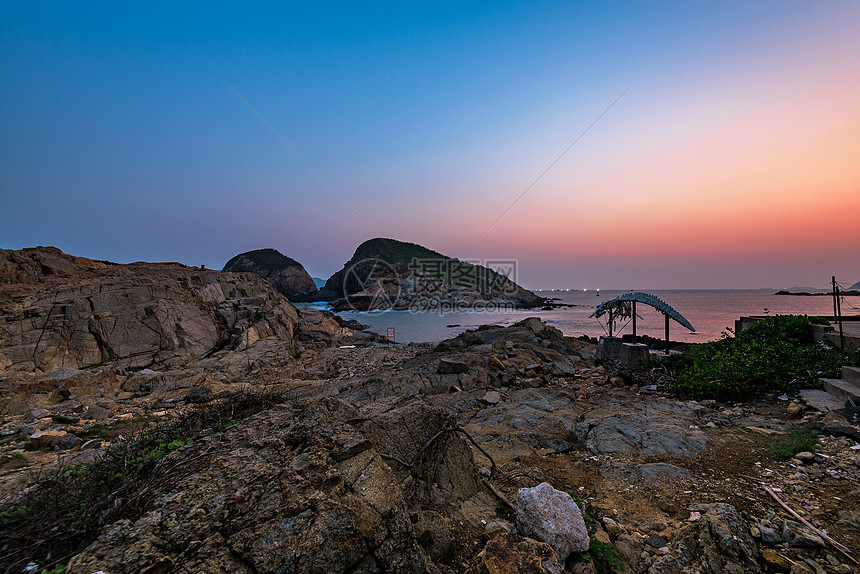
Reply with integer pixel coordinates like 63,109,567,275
809,323,834,342
596,336,622,361
618,343,649,367
826,320,860,349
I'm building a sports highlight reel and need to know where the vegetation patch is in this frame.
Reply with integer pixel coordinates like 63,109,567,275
586,538,625,571
770,424,819,460
665,315,859,400
0,390,294,573
352,237,444,265
223,248,302,273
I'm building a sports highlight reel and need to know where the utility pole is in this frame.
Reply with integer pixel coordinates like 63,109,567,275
832,276,845,348
837,283,845,349
832,276,839,321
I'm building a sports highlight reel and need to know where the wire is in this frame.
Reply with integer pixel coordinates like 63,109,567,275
841,295,860,310
614,316,632,335
469,82,635,247
225,82,382,238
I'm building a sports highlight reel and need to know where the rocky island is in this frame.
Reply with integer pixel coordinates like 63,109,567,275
1,247,859,574
314,237,545,311
222,248,319,302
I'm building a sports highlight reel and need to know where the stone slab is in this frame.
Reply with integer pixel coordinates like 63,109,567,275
799,389,847,413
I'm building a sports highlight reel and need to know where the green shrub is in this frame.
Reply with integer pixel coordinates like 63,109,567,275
589,538,624,571
666,315,855,400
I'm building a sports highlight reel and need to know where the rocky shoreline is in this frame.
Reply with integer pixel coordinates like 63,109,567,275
1,248,860,573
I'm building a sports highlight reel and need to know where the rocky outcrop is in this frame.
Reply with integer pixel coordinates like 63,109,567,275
66,397,479,574
651,503,762,573
0,247,349,415
315,238,544,311
0,261,300,374
222,248,318,302
0,246,114,287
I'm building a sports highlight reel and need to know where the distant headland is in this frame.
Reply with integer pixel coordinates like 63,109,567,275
775,290,860,296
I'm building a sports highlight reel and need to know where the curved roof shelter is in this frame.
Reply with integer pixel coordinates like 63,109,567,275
591,291,695,333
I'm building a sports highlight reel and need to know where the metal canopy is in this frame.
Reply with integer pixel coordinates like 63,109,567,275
590,291,695,332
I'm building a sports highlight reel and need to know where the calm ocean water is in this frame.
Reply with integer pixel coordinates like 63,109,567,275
313,290,844,345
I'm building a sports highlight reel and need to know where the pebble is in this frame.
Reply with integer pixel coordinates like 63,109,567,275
787,402,804,416
602,516,623,537
761,549,791,573
794,451,816,463
644,533,667,548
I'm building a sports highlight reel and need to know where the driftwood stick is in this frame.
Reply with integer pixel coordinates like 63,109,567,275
483,479,516,514
381,427,455,469
380,426,496,479
737,474,766,482
410,428,451,467
454,427,496,471
765,486,859,566
380,453,412,468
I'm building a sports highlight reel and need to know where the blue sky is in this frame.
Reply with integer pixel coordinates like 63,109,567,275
2,1,859,288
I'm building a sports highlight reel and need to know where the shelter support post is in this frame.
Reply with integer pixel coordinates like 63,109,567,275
664,313,670,355
632,301,637,344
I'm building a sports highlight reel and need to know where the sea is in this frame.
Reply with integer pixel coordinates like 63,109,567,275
300,289,847,345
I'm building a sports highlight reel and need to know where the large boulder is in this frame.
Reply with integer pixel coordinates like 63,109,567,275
580,411,710,458
0,258,301,374
516,482,589,563
0,246,109,286
355,400,481,510
222,248,318,301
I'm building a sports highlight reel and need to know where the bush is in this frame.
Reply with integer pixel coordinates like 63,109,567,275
666,315,856,400
589,538,624,571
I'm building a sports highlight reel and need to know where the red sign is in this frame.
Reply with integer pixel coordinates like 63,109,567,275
387,327,395,341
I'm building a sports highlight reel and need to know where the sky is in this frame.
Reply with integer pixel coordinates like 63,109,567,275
2,1,859,289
